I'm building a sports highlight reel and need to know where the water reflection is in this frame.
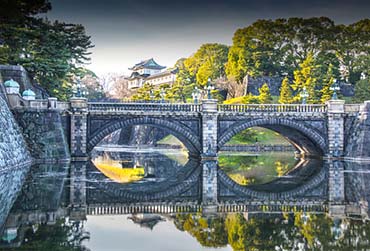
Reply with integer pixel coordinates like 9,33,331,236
91,149,189,184
219,152,298,185
1,150,370,250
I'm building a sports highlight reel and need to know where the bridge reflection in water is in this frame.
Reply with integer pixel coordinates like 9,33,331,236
1,150,370,250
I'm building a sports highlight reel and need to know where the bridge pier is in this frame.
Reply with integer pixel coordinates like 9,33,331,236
69,162,87,220
327,100,345,158
70,98,88,161
201,160,218,207
201,99,218,157
328,161,345,216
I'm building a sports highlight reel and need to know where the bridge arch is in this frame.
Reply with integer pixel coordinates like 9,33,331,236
87,117,201,155
218,118,327,155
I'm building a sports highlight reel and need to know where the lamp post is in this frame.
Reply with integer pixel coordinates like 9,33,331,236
160,88,165,103
206,78,214,99
330,79,340,100
192,86,201,104
300,87,309,104
149,89,155,101
75,78,82,98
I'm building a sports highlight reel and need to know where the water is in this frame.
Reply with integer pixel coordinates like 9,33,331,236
1,149,370,250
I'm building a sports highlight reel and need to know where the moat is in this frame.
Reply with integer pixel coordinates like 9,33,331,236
1,148,370,251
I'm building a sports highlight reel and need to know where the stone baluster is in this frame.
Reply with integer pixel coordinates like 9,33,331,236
48,97,58,109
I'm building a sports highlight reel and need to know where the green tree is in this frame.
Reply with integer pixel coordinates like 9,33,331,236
172,58,196,102
278,77,293,104
79,69,106,100
225,17,370,92
226,19,289,82
320,63,336,103
291,53,320,103
333,19,370,84
0,0,94,100
184,43,229,87
258,83,272,103
131,83,154,101
354,78,370,103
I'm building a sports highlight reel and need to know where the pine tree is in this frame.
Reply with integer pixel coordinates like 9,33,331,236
291,53,320,104
278,77,293,104
320,64,335,103
258,83,273,104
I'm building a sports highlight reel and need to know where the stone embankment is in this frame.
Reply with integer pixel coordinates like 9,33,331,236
345,101,370,161
13,109,70,162
0,91,32,231
0,94,31,170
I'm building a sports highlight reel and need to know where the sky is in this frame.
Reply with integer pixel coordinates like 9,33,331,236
47,0,370,76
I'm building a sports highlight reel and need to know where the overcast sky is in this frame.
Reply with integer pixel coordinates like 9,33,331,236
47,0,370,76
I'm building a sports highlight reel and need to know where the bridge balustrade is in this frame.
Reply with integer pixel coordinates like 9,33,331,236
344,104,361,113
88,102,201,113
218,104,327,113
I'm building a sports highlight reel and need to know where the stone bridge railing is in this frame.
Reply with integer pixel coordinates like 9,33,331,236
218,104,328,113
87,102,332,115
7,93,363,116
88,102,201,113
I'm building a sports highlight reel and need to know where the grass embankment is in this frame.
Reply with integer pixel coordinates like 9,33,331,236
226,127,290,145
158,127,289,146
218,152,297,185
157,135,184,146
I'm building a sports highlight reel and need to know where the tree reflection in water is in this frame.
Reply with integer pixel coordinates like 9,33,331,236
173,212,370,251
3,220,89,251
2,151,370,250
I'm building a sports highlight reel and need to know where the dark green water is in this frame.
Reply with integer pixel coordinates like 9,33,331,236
1,150,370,251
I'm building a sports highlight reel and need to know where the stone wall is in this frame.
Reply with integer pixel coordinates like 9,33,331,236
13,110,70,161
0,93,31,230
0,95,31,169
345,101,370,160
245,75,283,96
100,126,169,146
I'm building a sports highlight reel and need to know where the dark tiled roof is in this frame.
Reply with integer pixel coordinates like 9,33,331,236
126,72,149,80
145,68,178,80
129,58,165,70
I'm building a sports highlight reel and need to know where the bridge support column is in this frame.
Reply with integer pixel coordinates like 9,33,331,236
201,99,218,157
328,161,345,217
70,97,88,161
69,162,87,220
202,160,218,212
327,100,345,158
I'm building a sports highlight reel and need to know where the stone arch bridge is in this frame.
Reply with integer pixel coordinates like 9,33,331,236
6,93,367,160
66,98,361,160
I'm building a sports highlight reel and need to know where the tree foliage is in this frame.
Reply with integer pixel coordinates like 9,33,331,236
0,0,94,100
183,43,229,87
258,83,273,103
226,17,370,87
320,63,336,103
291,53,320,103
278,77,293,104
174,212,370,251
354,78,370,103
